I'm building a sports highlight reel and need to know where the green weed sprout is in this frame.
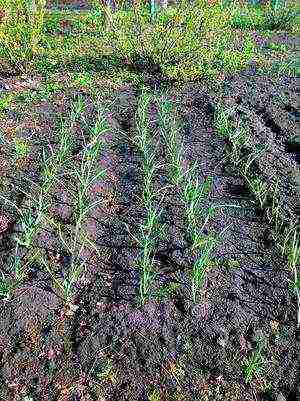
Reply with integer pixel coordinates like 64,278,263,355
243,337,265,384
191,223,232,303
0,272,10,299
13,138,31,160
246,177,269,209
147,388,161,401
0,92,14,118
214,104,235,139
280,224,300,327
0,244,35,299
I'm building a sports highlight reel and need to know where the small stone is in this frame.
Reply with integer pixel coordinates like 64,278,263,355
217,336,228,348
65,303,79,316
0,83,9,92
276,393,286,401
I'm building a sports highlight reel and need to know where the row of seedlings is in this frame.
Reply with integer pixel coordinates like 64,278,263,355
0,95,86,300
214,102,300,325
130,90,171,307
156,94,232,303
40,95,114,306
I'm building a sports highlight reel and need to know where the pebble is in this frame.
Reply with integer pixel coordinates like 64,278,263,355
0,83,10,92
276,393,286,401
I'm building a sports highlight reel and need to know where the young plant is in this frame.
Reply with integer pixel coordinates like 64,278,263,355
15,205,44,248
245,176,268,209
282,225,300,272
0,244,34,298
94,357,118,383
214,106,253,169
180,161,215,246
0,97,97,303
156,94,238,302
280,224,300,327
0,92,14,118
243,144,269,177
0,272,10,299
13,138,31,161
0,98,82,250
132,90,170,306
265,178,285,234
228,124,251,168
50,107,109,303
0,184,50,249
154,281,180,302
138,209,160,306
243,337,265,384
215,105,269,208
214,104,235,139
156,97,186,185
190,233,215,303
41,95,86,193
191,223,232,303
147,388,161,401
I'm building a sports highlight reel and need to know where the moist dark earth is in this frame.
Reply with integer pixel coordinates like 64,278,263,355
0,66,298,401
0,3,299,401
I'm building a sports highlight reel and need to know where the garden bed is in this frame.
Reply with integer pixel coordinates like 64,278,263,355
0,1,299,401
0,64,299,400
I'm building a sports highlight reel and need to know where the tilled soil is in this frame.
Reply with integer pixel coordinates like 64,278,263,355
0,67,299,401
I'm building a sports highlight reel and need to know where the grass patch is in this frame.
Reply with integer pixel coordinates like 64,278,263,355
0,0,297,83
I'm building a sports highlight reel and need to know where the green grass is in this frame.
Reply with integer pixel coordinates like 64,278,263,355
243,336,266,384
0,1,297,82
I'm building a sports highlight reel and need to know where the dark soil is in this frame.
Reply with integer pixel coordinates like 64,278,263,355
0,65,298,401
0,3,299,401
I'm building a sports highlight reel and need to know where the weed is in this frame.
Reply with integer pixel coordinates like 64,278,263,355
14,207,43,248
267,42,289,52
154,281,180,301
214,105,270,209
147,388,161,401
245,176,268,208
0,272,10,299
72,72,93,88
229,1,296,31
281,224,300,326
13,137,31,160
226,259,240,269
0,92,14,113
265,178,285,234
214,105,235,139
0,244,35,297
243,337,265,384
94,358,118,384
0,1,295,81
